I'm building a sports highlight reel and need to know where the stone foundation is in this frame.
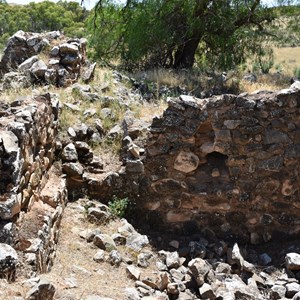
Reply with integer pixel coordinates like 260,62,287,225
138,88,300,243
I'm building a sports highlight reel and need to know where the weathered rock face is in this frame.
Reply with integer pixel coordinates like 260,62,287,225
0,94,67,275
138,88,300,242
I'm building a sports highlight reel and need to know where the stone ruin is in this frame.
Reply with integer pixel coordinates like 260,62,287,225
0,94,67,278
0,31,300,291
135,87,300,243
1,85,299,271
55,84,300,245
0,30,96,90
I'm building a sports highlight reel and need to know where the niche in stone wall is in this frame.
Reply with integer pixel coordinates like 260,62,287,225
200,151,231,191
193,121,231,186
206,151,229,176
186,150,232,197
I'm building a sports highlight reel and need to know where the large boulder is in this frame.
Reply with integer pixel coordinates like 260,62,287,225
18,56,39,72
61,143,78,162
0,243,18,281
30,60,48,80
82,62,96,83
1,72,31,90
0,31,46,75
286,253,300,271
93,234,117,252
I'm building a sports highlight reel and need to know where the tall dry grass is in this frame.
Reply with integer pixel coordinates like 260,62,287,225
240,73,290,93
273,46,300,76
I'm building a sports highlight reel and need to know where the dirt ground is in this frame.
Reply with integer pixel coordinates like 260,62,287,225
44,201,136,299
2,197,300,300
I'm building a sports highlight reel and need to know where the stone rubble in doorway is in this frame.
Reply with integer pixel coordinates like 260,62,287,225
59,198,300,300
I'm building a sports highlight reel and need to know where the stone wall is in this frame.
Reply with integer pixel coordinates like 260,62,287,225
0,94,67,275
0,30,93,89
138,88,300,243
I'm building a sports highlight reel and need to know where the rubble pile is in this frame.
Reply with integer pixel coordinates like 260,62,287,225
0,30,95,90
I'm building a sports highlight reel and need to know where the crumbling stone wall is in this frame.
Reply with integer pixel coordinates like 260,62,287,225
0,30,94,89
0,94,67,274
0,94,58,219
139,88,300,243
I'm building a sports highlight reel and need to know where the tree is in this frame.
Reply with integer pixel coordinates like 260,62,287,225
271,0,300,46
86,0,124,62
0,1,89,50
87,0,275,70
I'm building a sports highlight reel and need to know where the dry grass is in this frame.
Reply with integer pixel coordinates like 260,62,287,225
134,68,182,88
130,100,167,122
273,46,300,76
91,67,114,84
57,67,129,132
240,73,289,93
236,46,299,93
59,107,81,131
131,66,290,97
132,68,205,93
0,87,34,103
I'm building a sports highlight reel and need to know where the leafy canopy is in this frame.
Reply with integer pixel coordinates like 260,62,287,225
87,0,275,70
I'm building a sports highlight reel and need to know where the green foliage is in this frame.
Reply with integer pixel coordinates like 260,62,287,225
294,66,300,78
254,45,274,74
271,4,300,47
275,63,283,73
86,0,124,63
88,0,275,71
108,195,130,218
0,1,88,49
83,200,93,217
252,61,260,73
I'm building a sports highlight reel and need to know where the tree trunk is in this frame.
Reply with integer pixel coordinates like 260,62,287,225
173,0,211,68
173,36,201,68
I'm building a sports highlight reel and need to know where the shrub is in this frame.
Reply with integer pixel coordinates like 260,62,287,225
275,63,283,73
260,60,274,74
253,45,274,74
294,67,300,78
252,62,260,73
108,195,130,218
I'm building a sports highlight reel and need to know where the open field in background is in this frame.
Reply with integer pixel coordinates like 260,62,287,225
135,46,300,94
273,46,300,75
